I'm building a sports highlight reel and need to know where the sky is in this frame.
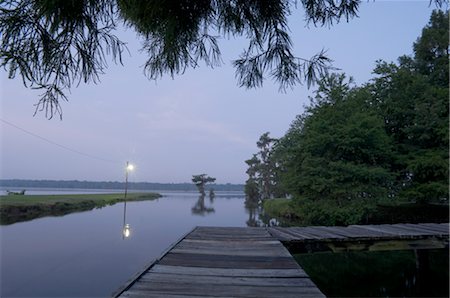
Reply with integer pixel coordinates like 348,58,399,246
0,1,440,184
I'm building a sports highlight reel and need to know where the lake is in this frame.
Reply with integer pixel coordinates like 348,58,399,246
1,189,448,297
1,190,255,297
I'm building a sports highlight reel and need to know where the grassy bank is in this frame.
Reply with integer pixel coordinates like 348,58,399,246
0,192,161,225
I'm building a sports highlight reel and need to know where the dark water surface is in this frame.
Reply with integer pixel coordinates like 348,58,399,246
1,191,250,297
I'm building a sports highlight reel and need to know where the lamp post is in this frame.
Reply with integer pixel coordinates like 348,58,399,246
123,161,134,239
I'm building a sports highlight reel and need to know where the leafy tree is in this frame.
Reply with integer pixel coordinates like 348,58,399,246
256,132,277,199
275,74,394,225
244,154,260,199
253,10,448,225
244,132,284,200
0,0,366,118
371,10,449,203
413,10,449,87
192,174,216,196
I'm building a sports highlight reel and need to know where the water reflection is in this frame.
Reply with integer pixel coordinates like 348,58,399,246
123,223,131,238
122,201,131,239
244,195,263,227
191,194,215,216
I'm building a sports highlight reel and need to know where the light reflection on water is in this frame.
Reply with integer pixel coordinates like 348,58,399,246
1,191,250,297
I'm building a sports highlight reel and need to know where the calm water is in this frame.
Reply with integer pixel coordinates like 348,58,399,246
1,190,448,297
1,191,252,297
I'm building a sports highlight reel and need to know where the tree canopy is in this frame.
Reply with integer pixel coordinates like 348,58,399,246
0,0,378,118
192,174,216,196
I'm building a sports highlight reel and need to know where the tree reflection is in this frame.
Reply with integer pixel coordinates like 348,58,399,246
209,189,215,203
191,194,215,216
245,194,261,227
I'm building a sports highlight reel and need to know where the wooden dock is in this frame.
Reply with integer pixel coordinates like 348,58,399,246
115,223,448,297
116,227,325,297
268,222,449,253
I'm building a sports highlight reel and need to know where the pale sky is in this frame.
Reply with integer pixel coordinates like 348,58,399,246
0,1,439,184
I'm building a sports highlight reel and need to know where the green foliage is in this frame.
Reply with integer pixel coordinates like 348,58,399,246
263,198,296,219
0,0,125,119
191,174,216,195
289,197,376,226
371,10,449,203
244,132,286,200
0,0,365,118
272,75,394,224
251,10,449,226
413,10,449,86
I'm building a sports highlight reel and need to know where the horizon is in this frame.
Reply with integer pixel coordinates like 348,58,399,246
0,178,244,185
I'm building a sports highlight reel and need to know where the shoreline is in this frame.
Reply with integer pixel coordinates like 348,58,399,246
0,192,161,225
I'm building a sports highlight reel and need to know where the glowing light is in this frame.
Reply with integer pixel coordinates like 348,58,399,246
123,224,131,238
126,163,134,172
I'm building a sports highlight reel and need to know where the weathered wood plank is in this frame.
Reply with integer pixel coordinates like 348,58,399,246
125,283,324,298
148,265,309,278
139,273,317,287
418,223,449,233
159,252,300,269
292,227,348,239
171,247,292,257
266,227,301,241
402,223,449,234
182,238,279,243
354,224,435,237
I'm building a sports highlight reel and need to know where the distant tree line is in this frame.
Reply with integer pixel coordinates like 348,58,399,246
0,179,244,192
245,11,449,225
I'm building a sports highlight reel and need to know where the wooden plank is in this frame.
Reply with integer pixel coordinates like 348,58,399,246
402,223,449,234
387,224,444,235
349,224,407,237
171,247,292,257
148,265,309,278
139,273,317,287
181,238,280,245
292,227,348,240
418,223,449,233
120,293,232,298
267,227,300,241
373,224,443,237
313,226,387,239
270,227,326,240
159,252,300,269
125,283,324,298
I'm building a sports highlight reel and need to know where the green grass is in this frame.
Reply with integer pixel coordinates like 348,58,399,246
0,192,160,206
0,192,161,225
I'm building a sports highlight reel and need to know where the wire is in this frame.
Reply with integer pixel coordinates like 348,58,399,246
0,118,120,164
